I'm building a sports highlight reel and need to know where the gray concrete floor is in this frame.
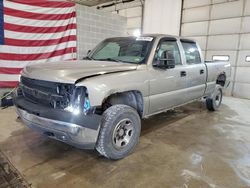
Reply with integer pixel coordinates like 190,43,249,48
0,97,250,188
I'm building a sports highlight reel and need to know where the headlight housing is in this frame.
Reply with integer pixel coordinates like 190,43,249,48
64,87,91,115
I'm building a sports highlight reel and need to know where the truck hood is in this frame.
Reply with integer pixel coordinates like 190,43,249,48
22,60,138,84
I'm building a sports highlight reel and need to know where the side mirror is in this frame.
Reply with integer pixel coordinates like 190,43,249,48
83,50,92,60
155,50,176,69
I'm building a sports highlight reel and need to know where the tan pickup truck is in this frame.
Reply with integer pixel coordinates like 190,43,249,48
14,34,231,159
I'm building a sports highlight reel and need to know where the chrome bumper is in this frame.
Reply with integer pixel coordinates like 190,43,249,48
16,107,100,149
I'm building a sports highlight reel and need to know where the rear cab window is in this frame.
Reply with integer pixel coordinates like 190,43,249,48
181,40,201,64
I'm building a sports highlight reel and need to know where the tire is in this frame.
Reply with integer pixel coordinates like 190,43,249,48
96,104,141,160
206,85,223,111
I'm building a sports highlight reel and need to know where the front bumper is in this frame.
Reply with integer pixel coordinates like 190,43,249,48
14,96,102,149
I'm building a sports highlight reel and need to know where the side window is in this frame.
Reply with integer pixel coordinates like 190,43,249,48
154,40,182,65
181,42,201,64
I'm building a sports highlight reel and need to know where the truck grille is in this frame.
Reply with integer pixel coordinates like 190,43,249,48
20,76,75,109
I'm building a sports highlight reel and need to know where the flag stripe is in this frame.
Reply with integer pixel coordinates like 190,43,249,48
0,68,22,74
0,73,19,81
0,53,77,68
11,0,75,8
4,22,77,33
0,81,18,88
5,29,76,40
5,35,77,46
4,15,76,27
0,41,76,54
0,47,76,61
5,7,76,21
5,1,75,14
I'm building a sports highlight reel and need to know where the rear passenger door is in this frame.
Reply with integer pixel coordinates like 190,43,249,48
180,40,207,101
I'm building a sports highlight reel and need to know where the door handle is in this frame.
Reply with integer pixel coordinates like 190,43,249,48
200,69,204,74
180,71,187,77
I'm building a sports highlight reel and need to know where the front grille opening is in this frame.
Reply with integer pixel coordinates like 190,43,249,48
20,76,76,109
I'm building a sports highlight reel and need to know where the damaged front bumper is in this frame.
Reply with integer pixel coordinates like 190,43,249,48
14,96,102,149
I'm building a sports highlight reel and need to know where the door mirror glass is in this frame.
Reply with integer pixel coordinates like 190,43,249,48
82,50,92,60
153,39,181,69
155,50,176,69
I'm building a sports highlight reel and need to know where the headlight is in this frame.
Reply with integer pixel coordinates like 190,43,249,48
64,105,80,115
64,87,90,115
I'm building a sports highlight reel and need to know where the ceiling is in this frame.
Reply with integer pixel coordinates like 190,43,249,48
72,0,114,6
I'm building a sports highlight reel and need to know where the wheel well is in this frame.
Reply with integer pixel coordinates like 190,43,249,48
216,74,226,87
102,91,144,117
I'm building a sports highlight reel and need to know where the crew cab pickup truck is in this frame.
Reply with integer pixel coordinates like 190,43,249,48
14,34,231,159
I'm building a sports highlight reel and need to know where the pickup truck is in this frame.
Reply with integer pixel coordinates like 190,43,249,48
14,34,231,159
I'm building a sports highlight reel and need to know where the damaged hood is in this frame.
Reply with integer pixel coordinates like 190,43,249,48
22,60,138,84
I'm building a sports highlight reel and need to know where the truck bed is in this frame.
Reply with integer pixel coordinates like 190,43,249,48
204,61,231,95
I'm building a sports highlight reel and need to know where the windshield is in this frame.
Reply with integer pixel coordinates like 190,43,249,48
89,37,154,64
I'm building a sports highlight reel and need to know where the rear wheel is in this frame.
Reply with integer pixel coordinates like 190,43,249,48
96,104,141,160
206,85,223,111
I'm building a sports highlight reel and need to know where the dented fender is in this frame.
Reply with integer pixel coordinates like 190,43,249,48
75,65,150,115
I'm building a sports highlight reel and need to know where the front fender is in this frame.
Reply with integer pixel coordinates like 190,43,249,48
77,81,147,107
75,70,149,107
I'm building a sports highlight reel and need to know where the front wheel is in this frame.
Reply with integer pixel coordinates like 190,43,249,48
96,104,141,160
206,85,223,111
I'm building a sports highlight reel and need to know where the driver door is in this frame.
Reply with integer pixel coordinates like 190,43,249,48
149,38,188,114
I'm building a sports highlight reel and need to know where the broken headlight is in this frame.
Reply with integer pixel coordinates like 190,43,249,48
64,87,91,115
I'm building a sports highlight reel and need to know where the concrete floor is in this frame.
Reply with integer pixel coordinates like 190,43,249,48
0,97,250,188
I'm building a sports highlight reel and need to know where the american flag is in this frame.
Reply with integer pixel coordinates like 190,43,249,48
0,0,77,87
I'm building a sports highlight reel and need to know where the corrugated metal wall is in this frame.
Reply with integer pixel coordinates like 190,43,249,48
181,0,250,99
143,0,182,35
100,0,183,36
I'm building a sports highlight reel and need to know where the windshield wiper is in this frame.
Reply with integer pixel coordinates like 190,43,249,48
93,57,136,64
83,56,93,60
95,58,122,62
